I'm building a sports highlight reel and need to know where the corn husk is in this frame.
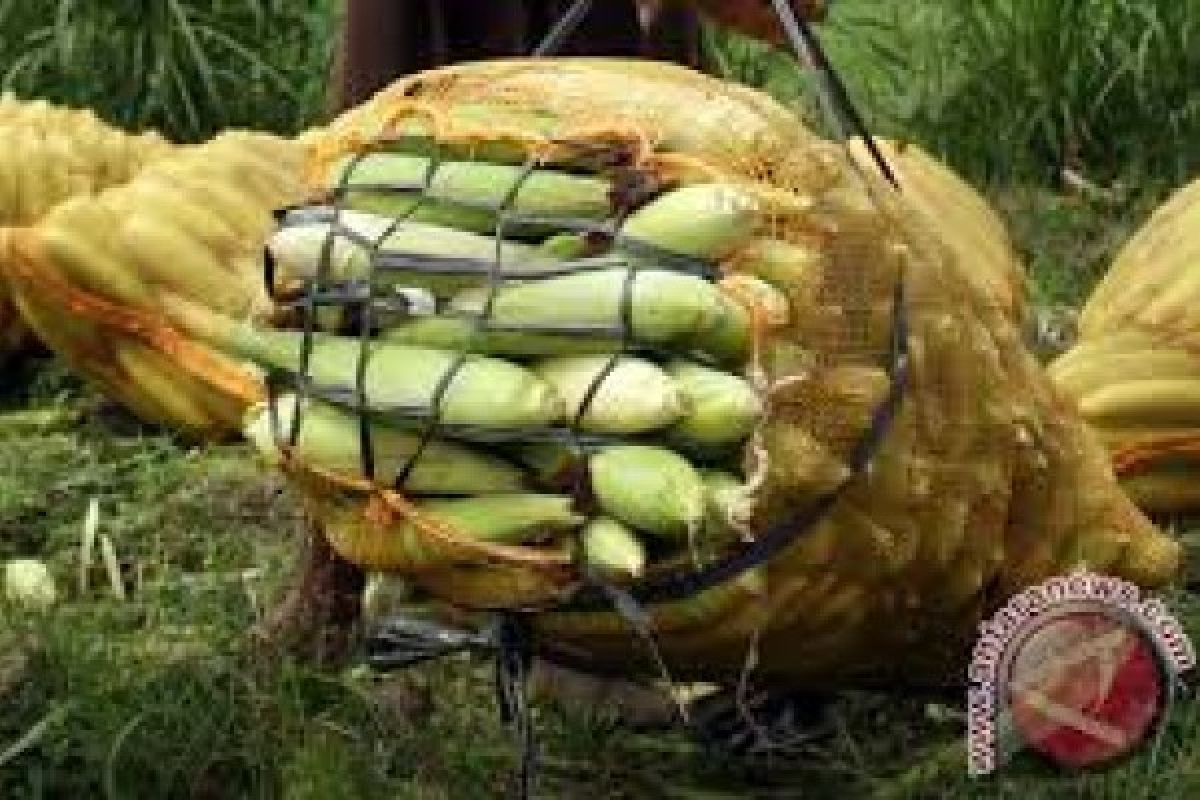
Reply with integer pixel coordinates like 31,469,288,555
590,445,706,540
448,269,744,358
267,209,551,297
171,301,565,432
305,59,1174,689
666,360,762,452
1049,175,1200,512
322,152,613,235
244,394,525,494
533,355,685,434
3,131,305,438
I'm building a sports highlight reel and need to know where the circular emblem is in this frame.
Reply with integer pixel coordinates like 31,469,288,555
999,603,1170,770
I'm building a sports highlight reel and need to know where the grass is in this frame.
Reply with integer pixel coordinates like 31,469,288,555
902,0,1200,187
0,0,340,142
711,0,1200,191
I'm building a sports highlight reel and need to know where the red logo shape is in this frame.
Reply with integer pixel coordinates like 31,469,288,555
1005,609,1166,770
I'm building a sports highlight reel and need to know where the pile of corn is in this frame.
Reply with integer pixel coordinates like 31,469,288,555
1050,177,1200,513
0,96,171,365
4,131,306,437
205,59,1171,687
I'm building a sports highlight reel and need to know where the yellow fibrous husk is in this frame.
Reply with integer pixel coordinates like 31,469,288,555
0,95,172,365
292,59,1176,689
1049,175,1200,512
3,130,306,438
845,138,1029,327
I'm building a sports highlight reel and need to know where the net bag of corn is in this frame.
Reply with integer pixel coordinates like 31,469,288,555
168,57,1175,690
0,96,172,366
1049,176,1200,514
3,131,306,438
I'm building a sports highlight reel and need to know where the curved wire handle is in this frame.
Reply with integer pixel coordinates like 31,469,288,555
768,0,899,188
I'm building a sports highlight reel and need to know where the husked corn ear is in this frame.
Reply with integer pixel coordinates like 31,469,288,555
590,445,705,540
1048,172,1200,514
1048,347,1200,399
39,198,153,307
1080,379,1200,425
244,394,525,493
383,315,621,357
120,174,243,254
0,96,170,227
117,210,260,314
533,355,685,434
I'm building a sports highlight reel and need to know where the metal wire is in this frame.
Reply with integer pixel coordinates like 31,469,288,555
531,0,596,57
769,0,899,189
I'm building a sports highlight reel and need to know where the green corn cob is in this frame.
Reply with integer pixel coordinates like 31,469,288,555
382,316,621,357
534,355,686,434
667,361,762,452
243,394,525,493
447,269,727,350
267,209,553,297
413,493,585,544
323,152,613,235
168,299,564,430
589,445,705,540
578,517,647,582
619,183,758,260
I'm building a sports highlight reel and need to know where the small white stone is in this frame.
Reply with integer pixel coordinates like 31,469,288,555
3,559,57,611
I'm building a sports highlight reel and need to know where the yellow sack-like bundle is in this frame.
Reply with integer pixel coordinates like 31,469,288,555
0,95,171,223
3,131,306,437
0,95,172,366
1049,177,1200,513
218,59,1175,689
847,138,1028,327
